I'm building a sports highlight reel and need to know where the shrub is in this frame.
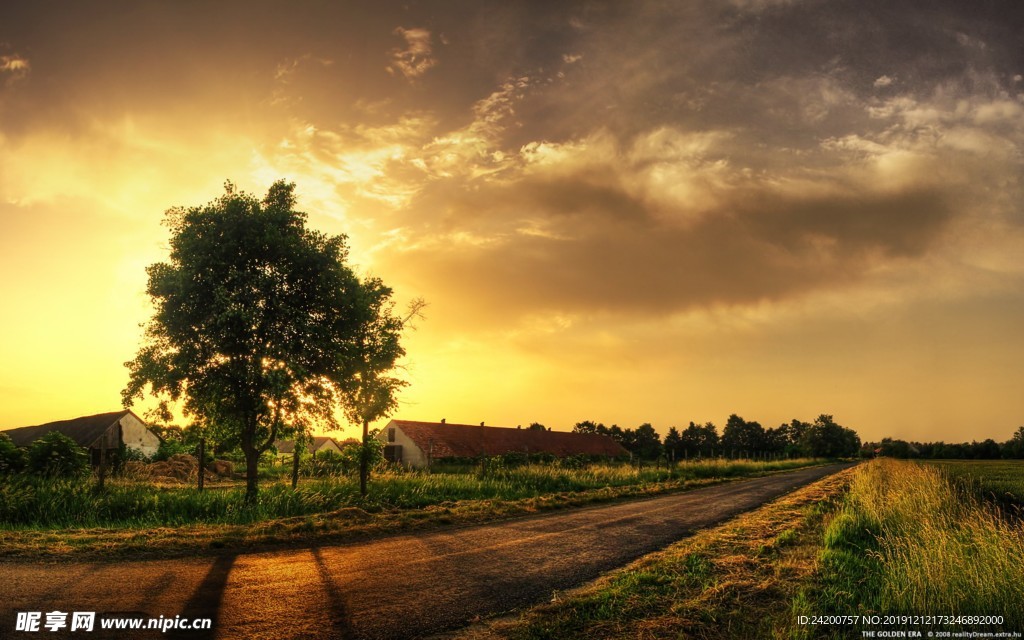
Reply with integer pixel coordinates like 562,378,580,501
560,454,589,469
152,438,190,462
303,450,349,477
0,433,26,475
27,432,89,478
500,451,529,467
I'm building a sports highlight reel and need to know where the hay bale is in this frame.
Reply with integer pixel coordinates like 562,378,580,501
167,454,198,470
146,454,199,482
121,460,150,481
208,459,234,477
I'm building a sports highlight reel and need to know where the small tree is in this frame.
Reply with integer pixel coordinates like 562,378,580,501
663,426,682,461
0,433,26,475
336,278,424,496
27,432,89,478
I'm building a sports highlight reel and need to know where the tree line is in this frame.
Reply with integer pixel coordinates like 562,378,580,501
862,426,1024,460
572,414,861,461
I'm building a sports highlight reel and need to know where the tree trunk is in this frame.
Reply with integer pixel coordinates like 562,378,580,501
244,444,259,504
359,419,370,496
197,437,205,492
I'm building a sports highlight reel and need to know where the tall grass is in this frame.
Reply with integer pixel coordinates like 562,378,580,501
0,458,819,530
817,459,1024,627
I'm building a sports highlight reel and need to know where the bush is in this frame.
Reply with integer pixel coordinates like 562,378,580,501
152,438,190,462
560,454,589,469
302,450,349,477
27,432,89,478
113,442,150,474
501,451,529,467
0,433,26,475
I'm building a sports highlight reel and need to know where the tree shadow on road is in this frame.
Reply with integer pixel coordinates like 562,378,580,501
311,545,358,639
166,553,236,640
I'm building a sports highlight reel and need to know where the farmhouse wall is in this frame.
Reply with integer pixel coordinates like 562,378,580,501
379,425,427,467
119,412,161,457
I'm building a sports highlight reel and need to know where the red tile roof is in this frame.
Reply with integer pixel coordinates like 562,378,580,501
387,420,629,459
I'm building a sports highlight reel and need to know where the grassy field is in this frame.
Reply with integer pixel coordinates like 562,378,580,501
0,458,819,530
0,458,825,557
803,459,1024,636
454,459,1024,640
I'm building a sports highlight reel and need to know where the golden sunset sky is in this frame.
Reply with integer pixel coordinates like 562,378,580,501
2,1,1023,443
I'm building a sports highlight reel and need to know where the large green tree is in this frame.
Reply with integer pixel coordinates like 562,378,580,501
123,181,367,501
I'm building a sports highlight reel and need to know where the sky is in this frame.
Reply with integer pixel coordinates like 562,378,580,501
2,0,1023,443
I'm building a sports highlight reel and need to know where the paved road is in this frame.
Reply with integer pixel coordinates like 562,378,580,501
1,464,853,640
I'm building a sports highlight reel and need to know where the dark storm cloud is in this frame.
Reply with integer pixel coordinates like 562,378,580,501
386,167,956,317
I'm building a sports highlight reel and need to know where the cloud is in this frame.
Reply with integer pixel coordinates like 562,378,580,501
373,117,969,324
873,75,894,88
0,53,30,81
387,27,437,80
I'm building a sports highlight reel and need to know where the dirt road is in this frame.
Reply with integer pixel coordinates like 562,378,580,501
0,463,853,639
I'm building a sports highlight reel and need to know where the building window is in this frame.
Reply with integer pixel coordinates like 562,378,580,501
388,428,396,443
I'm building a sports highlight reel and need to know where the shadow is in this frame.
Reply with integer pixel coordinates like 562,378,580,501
311,546,358,640
165,553,237,640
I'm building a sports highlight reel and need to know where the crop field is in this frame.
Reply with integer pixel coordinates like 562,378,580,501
923,459,1024,506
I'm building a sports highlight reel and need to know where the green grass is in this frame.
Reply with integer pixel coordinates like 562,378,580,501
805,459,1024,634
449,466,854,640
443,459,1024,640
924,459,1024,508
0,458,822,531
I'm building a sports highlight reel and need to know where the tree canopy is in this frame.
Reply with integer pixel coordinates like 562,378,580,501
123,180,374,500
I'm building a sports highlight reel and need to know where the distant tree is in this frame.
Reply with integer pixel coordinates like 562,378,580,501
123,180,371,502
970,439,1001,460
663,426,682,460
527,422,547,432
1003,426,1024,459
778,419,811,456
680,421,719,457
0,433,26,475
27,432,89,478
608,424,625,443
801,415,860,458
628,423,663,460
721,414,766,456
573,420,603,435
763,426,782,455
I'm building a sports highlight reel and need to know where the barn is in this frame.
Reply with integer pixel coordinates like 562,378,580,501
2,410,161,464
378,419,629,467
